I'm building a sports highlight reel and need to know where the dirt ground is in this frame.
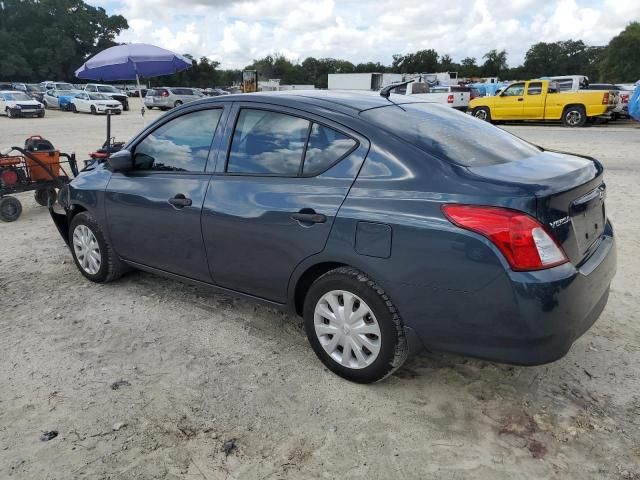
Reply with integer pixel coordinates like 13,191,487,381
1,99,639,479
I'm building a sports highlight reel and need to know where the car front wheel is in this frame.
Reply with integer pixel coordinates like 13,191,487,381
472,107,491,122
69,212,126,283
303,267,408,383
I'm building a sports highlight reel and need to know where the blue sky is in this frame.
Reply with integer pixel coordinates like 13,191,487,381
87,0,640,69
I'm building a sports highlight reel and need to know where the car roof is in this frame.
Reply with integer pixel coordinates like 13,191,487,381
198,90,433,114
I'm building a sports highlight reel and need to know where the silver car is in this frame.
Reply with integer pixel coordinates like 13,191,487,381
144,87,203,110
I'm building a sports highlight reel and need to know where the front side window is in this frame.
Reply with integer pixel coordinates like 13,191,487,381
303,124,357,175
227,109,309,175
134,109,222,172
502,83,525,96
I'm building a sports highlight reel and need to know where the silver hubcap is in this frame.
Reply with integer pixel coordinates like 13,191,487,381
73,225,101,275
314,290,382,369
566,110,582,126
474,109,487,120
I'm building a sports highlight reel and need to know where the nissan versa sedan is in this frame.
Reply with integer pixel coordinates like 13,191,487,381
50,91,616,383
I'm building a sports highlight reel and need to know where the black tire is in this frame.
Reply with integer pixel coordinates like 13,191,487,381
34,188,57,206
69,212,126,283
303,267,408,383
147,106,153,110
90,105,97,115
0,196,22,222
562,106,587,127
6,108,14,119
123,104,129,111
38,110,45,118
472,107,491,122
71,103,78,113
174,100,182,108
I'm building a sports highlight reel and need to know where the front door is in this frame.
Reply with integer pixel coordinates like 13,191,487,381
492,82,525,119
105,106,227,281
202,104,368,302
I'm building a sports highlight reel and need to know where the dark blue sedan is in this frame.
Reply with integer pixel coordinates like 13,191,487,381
51,90,616,383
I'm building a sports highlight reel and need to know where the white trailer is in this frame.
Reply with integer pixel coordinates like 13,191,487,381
327,73,383,90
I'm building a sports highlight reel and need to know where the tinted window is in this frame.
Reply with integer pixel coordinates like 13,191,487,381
134,109,222,172
527,82,542,95
303,123,356,175
227,109,309,175
360,103,540,167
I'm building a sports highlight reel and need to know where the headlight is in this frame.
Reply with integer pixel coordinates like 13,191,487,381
14,105,21,109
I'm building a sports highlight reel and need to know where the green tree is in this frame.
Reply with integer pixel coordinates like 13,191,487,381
459,57,479,77
392,49,439,73
0,0,128,81
481,49,508,77
599,22,640,82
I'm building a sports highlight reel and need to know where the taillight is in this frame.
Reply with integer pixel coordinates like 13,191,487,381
602,92,609,104
161,91,169,97
447,94,454,104
442,205,568,271
620,93,629,102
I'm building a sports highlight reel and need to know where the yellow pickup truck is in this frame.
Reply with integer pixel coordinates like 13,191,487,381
468,79,616,127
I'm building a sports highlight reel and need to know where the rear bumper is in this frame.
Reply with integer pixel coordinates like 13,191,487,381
415,221,616,365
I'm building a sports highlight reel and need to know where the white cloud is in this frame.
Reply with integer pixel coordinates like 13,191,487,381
97,0,640,69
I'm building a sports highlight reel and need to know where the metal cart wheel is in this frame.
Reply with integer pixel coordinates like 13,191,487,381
34,188,57,206
0,196,23,222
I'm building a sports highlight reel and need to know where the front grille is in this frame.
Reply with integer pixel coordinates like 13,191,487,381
18,104,39,109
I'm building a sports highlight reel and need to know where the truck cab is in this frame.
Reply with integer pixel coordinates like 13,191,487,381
468,79,616,127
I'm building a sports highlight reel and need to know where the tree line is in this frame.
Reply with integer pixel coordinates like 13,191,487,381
1,0,638,87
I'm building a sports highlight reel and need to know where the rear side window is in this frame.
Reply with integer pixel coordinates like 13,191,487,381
360,103,540,167
133,109,222,172
527,82,542,95
227,109,309,175
303,123,357,175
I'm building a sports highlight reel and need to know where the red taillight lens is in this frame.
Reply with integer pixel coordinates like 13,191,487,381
602,92,609,104
620,93,629,102
447,94,454,104
442,205,568,271
161,91,169,97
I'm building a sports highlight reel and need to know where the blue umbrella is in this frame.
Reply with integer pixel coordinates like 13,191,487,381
75,43,192,82
75,43,192,120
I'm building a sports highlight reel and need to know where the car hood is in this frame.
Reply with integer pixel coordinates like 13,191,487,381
5,100,41,107
91,100,121,106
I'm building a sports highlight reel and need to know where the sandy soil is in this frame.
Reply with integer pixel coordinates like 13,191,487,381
1,100,639,479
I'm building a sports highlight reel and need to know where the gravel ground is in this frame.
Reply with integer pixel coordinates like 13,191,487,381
1,100,639,479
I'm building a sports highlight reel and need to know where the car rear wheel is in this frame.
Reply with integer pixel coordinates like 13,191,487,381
71,103,78,113
34,188,57,206
90,105,97,115
69,212,126,283
303,267,408,383
472,107,491,122
0,196,22,222
563,106,587,127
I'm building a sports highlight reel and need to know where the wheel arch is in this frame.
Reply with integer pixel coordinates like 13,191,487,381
562,103,586,114
292,261,348,316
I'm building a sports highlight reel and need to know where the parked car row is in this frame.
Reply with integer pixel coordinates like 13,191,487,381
143,87,206,110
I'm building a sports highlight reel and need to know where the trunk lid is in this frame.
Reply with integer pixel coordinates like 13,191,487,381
468,150,606,265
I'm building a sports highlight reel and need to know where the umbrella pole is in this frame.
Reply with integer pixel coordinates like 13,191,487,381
136,73,145,125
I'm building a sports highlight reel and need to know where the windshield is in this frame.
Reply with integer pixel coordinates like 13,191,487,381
27,84,44,92
97,86,119,93
56,83,74,90
360,102,540,167
89,93,111,100
2,92,32,101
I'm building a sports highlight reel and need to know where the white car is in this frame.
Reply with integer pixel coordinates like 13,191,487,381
70,93,123,115
0,90,45,118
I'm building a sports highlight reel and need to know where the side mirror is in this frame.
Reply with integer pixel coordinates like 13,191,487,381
107,149,133,172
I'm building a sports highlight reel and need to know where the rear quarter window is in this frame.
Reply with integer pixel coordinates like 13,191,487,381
360,103,540,167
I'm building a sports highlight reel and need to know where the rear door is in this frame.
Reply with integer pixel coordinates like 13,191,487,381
202,103,369,302
105,105,229,281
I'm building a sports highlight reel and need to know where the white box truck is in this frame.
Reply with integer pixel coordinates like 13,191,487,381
328,73,383,90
